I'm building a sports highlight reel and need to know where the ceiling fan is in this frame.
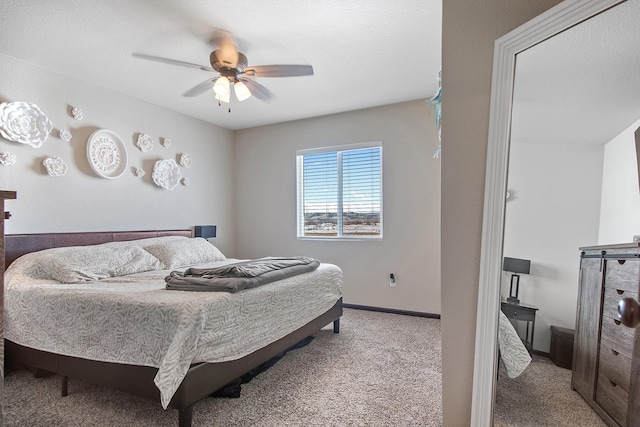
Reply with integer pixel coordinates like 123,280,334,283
132,40,314,109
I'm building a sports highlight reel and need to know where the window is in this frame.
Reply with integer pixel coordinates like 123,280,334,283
296,142,382,239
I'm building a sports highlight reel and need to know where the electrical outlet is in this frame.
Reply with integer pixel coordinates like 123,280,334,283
389,273,396,287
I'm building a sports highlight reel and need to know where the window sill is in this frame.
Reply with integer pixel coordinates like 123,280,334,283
297,237,383,242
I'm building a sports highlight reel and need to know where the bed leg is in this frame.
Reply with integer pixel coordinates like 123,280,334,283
178,405,193,427
61,376,68,397
333,318,340,333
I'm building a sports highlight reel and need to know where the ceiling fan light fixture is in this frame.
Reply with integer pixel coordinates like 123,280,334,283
215,91,230,104
213,76,230,97
234,81,251,101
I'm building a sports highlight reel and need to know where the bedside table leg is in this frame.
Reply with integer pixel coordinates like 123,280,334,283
530,318,535,350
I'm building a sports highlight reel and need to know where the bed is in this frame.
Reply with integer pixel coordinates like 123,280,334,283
3,230,343,427
498,310,532,378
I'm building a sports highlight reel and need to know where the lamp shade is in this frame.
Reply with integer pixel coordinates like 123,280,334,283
234,81,251,101
213,76,230,98
194,225,217,239
503,257,530,274
215,92,230,104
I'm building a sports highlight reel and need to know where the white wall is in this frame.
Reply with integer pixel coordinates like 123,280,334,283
598,118,640,244
0,53,236,256
0,52,440,312
503,143,604,352
234,100,441,314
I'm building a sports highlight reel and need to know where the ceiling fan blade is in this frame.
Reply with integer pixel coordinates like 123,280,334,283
132,53,215,72
243,65,314,78
182,77,219,97
239,78,272,101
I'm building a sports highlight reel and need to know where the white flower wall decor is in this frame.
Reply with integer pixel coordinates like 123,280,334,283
43,156,68,177
71,106,83,120
181,178,190,186
0,101,53,147
179,153,192,168
135,167,145,177
162,138,172,148
0,152,17,166
59,129,72,142
152,159,181,190
136,134,153,152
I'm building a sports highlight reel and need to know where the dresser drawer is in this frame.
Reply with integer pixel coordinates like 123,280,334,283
603,287,638,320
605,259,640,293
596,372,629,426
598,341,632,393
601,315,635,358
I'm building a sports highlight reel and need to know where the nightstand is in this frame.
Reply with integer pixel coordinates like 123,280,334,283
501,300,538,352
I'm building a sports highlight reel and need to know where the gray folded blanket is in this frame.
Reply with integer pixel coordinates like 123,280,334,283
165,256,320,292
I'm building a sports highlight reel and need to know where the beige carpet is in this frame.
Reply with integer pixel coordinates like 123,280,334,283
494,355,607,426
4,308,443,427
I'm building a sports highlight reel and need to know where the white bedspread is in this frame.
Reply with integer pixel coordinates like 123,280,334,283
498,310,532,378
5,259,342,408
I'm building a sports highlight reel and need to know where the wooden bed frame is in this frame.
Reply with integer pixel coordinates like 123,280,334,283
4,230,343,427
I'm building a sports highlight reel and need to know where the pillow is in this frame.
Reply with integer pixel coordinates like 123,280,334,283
23,245,163,283
143,237,226,269
101,235,188,248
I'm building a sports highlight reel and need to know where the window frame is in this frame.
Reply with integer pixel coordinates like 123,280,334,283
296,141,383,240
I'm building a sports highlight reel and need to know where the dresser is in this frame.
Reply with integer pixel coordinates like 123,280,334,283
573,244,640,426
0,190,17,427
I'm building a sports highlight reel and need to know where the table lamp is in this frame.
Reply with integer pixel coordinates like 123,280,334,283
194,225,217,239
503,257,531,304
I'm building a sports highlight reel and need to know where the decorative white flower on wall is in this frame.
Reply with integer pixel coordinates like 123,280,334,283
43,156,68,177
162,138,172,148
0,101,53,148
71,106,83,120
0,152,17,166
59,129,72,142
181,178,190,186
135,167,145,177
152,159,181,190
137,134,153,152
179,153,192,168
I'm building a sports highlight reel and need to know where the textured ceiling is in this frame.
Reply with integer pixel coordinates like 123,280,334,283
0,0,442,130
512,0,640,146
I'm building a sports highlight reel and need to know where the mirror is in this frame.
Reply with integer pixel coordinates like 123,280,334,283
470,0,634,425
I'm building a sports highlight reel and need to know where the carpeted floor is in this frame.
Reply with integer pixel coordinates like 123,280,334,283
4,308,443,427
494,355,607,426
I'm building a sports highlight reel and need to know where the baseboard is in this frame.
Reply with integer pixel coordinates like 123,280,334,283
531,349,550,358
342,303,441,319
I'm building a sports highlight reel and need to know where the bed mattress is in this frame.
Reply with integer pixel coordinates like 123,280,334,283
498,310,532,377
5,258,343,408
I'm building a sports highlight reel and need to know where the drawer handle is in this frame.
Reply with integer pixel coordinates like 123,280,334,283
614,319,622,325
618,297,640,328
618,260,626,265
609,379,618,388
611,349,620,356
616,289,625,295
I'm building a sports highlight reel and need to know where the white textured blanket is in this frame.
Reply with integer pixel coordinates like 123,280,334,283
498,310,532,378
5,259,343,409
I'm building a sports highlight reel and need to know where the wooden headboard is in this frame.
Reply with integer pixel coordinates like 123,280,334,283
4,229,193,269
